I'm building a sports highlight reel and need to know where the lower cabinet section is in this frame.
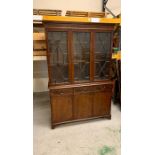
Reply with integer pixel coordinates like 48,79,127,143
50,83,113,128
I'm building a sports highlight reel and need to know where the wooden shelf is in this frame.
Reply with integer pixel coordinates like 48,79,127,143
33,9,62,16
33,50,47,56
42,16,121,24
33,32,45,40
66,11,106,18
33,41,46,50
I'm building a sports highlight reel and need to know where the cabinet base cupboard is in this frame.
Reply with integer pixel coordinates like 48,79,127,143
44,21,115,128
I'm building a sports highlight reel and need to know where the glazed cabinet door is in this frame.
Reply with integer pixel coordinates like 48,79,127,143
73,32,90,82
47,31,69,85
94,32,112,80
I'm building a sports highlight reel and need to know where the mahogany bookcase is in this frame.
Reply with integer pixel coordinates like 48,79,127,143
44,21,114,128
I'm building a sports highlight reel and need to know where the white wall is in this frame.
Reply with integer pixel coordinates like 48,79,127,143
33,57,48,92
33,78,48,92
33,0,102,14
107,0,121,16
33,0,120,16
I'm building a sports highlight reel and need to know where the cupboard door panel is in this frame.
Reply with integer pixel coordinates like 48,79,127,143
74,93,93,119
93,91,112,116
52,95,73,123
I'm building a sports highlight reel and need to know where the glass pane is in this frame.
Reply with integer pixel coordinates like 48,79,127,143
94,32,111,80
47,31,69,84
73,32,90,81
